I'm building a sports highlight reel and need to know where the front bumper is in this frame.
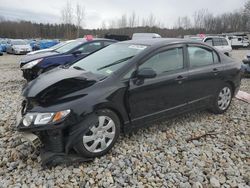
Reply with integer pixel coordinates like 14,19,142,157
17,108,94,166
14,49,31,54
22,68,41,81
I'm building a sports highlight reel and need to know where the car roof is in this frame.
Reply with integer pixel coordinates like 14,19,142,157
119,38,201,46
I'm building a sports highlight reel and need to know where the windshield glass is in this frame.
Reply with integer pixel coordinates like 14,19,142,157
55,40,84,53
12,40,27,45
72,43,148,76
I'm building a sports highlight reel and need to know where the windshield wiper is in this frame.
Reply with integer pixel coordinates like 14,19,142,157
97,56,134,71
73,66,85,70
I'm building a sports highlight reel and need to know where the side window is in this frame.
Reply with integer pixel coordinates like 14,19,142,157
77,42,102,53
213,38,222,46
139,47,184,75
188,46,214,68
221,38,228,46
204,38,213,46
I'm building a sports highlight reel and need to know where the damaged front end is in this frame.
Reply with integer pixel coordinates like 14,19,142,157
16,69,101,166
16,97,94,167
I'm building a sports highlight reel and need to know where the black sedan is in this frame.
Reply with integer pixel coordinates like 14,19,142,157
20,38,116,81
17,39,241,163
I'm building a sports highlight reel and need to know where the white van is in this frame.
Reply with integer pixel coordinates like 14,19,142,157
132,33,161,40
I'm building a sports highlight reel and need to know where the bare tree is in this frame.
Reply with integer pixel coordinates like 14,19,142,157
118,14,127,28
193,9,208,30
101,20,107,29
61,1,74,38
128,12,137,27
147,13,156,27
75,3,85,38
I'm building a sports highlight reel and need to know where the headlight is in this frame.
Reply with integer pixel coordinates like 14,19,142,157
21,58,43,69
22,110,70,126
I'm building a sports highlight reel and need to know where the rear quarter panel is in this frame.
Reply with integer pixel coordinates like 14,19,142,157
220,54,241,95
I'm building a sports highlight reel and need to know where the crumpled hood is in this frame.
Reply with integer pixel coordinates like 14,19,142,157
22,67,100,104
20,51,59,64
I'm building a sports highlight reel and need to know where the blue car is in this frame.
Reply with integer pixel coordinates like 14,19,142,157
20,38,116,81
39,39,59,49
0,39,8,52
242,57,250,77
0,45,3,55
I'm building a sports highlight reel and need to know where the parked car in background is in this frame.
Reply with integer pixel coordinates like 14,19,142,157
188,36,232,56
132,33,161,40
17,39,241,161
242,55,250,77
203,37,232,56
39,39,59,50
27,40,73,55
0,39,8,52
20,38,116,81
0,45,3,55
6,39,32,55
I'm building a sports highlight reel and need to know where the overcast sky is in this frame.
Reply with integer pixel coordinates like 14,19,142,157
0,0,247,29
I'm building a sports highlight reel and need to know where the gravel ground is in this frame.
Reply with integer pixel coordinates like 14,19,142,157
0,51,249,188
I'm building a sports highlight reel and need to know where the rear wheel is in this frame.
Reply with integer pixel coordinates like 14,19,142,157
74,109,120,158
210,84,232,114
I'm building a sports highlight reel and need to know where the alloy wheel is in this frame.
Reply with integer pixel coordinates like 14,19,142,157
217,86,232,111
83,116,116,153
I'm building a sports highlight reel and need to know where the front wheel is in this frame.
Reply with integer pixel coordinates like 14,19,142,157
210,84,233,114
74,109,120,158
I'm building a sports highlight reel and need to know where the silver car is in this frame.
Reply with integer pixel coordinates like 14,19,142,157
6,40,32,55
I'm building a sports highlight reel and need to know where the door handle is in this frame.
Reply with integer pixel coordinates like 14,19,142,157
175,75,186,81
212,68,219,75
175,75,186,84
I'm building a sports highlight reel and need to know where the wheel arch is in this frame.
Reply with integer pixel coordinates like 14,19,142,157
94,105,126,128
225,80,235,94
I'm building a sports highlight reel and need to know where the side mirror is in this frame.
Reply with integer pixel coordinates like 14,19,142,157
136,68,156,79
242,58,250,64
72,50,82,56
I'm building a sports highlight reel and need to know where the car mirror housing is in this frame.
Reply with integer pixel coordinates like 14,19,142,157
136,68,157,79
242,58,250,65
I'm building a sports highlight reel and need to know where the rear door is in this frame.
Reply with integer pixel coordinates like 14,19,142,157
186,44,224,108
128,45,189,125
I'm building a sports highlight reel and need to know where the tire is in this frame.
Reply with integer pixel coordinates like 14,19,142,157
210,83,233,114
74,109,120,158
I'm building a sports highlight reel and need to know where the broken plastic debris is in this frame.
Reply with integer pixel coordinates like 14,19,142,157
235,90,250,104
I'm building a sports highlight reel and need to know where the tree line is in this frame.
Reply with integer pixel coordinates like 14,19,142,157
0,1,250,39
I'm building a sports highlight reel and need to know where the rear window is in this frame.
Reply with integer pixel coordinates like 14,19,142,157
212,38,222,46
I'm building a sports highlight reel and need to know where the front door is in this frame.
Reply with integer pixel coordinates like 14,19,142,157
128,46,189,125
